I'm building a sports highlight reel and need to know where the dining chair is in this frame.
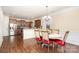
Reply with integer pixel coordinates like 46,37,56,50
41,30,53,52
54,31,69,53
46,29,52,34
49,29,59,47
34,29,43,44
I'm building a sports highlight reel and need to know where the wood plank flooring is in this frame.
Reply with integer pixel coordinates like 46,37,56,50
0,35,79,53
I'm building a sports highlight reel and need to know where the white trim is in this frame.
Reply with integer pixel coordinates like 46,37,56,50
67,40,79,46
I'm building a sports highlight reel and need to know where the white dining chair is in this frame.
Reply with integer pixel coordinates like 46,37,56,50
34,29,43,44
41,30,53,52
53,31,70,53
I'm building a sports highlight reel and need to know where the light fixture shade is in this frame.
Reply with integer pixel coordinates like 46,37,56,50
43,16,51,21
42,15,52,29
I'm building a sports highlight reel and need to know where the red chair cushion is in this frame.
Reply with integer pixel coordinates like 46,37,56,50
49,39,56,41
43,40,52,44
35,37,42,41
54,39,65,46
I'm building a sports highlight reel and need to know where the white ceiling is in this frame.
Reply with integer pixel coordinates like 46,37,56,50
2,6,67,19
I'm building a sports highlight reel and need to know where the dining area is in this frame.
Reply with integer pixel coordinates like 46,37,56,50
23,28,69,53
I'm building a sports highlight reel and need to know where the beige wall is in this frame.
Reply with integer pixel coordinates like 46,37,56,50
0,7,3,46
0,7,4,36
0,7,9,36
3,15,9,36
51,7,79,32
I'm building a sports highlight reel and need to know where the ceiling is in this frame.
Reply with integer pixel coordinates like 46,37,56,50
2,6,67,19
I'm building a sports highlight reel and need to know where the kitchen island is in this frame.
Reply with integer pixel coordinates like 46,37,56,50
23,29,35,39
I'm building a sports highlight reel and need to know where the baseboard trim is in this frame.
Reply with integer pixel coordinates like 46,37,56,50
67,40,79,46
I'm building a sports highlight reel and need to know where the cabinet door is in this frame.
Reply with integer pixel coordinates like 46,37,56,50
35,19,41,28
15,29,22,35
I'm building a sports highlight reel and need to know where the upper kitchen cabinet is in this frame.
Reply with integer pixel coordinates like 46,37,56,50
35,19,41,28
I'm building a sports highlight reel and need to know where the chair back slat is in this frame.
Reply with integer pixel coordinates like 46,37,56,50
34,30,40,38
47,29,52,34
41,31,49,40
63,31,69,41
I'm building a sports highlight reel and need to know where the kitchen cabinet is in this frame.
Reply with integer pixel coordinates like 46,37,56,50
15,28,23,35
35,19,41,28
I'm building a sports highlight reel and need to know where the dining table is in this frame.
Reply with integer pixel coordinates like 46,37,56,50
49,33,62,40
39,29,62,40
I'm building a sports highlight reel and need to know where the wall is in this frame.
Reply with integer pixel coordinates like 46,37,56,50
50,7,79,45
52,7,79,32
0,7,3,46
0,7,9,36
0,7,9,46
3,15,9,36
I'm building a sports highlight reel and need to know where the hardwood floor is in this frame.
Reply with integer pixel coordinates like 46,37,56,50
0,35,79,53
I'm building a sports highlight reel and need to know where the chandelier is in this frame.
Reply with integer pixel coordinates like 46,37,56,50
45,6,49,21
